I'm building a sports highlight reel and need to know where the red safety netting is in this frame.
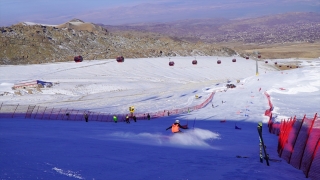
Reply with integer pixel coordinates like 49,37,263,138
0,92,215,122
264,93,319,179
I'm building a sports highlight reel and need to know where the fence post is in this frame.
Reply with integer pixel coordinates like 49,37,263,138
288,115,306,163
299,113,318,169
106,113,109,122
41,107,47,119
306,138,320,178
96,112,100,121
0,102,3,111
56,108,62,120
12,104,19,118
34,106,40,119
49,108,54,120
62,108,68,120
25,105,30,119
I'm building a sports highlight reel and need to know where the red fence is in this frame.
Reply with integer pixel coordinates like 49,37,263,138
0,92,215,122
264,92,320,179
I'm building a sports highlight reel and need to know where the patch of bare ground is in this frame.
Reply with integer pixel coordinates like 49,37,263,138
228,42,320,59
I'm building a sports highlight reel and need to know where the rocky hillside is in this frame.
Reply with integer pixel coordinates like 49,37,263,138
0,19,236,65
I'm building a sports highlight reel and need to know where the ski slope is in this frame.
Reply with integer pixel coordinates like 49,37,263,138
0,56,319,180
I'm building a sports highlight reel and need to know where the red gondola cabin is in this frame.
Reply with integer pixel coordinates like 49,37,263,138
116,56,124,63
232,59,236,62
265,61,268,63
246,56,249,60
258,55,261,58
192,60,197,65
74,56,83,62
217,60,221,64
169,61,175,66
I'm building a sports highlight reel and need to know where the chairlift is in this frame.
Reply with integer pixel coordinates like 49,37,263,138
169,58,174,66
74,56,83,62
116,56,124,63
192,60,197,65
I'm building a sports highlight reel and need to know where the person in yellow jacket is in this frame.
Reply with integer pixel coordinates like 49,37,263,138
166,120,188,133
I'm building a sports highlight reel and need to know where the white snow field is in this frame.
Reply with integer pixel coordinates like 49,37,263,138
0,56,319,180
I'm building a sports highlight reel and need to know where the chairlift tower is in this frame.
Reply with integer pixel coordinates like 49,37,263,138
256,53,261,76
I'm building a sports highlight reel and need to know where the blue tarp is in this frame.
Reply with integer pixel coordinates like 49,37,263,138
37,80,53,87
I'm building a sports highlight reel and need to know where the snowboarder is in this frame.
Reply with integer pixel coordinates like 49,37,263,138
166,120,188,133
66,112,70,120
133,115,137,122
147,113,150,120
84,113,88,122
113,115,117,123
125,115,130,123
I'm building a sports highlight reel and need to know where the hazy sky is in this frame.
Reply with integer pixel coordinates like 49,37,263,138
0,0,319,26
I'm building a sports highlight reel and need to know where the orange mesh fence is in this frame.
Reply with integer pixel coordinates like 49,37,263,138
0,92,214,122
263,94,319,179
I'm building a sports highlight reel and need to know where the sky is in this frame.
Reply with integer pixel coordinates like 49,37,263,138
0,56,320,179
0,0,319,26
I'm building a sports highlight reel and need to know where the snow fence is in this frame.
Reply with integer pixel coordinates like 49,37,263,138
0,92,214,122
264,92,320,179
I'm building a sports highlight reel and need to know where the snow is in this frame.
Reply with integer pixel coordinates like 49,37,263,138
22,22,57,27
0,56,319,179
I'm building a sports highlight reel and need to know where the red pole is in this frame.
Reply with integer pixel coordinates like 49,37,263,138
306,138,320,178
277,120,283,154
288,115,306,163
299,113,318,169
12,104,19,118
280,119,291,157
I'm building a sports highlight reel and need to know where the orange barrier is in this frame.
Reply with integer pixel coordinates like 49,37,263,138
264,93,319,179
0,92,215,122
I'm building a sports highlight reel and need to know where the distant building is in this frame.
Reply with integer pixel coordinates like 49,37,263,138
12,80,53,90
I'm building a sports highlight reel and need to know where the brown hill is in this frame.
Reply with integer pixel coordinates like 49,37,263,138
0,19,236,65
56,19,106,33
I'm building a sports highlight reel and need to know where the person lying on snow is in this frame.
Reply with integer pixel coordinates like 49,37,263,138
166,120,188,133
